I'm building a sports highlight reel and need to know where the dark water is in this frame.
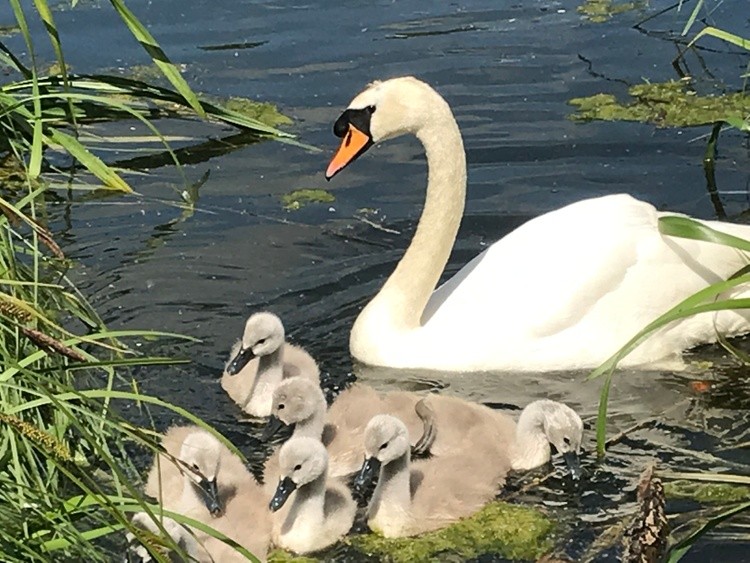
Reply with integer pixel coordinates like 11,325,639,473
4,0,750,560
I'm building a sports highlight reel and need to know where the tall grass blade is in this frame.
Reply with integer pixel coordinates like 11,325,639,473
46,128,133,192
107,0,206,118
590,215,750,454
8,0,43,178
667,502,750,562
680,0,704,36
688,26,750,51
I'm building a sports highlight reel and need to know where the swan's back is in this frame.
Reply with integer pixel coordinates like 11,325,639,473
405,454,502,535
421,394,515,463
324,385,428,476
422,194,750,370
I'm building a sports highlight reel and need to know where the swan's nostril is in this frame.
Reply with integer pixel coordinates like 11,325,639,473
333,113,349,138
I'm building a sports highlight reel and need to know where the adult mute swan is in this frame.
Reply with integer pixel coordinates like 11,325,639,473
325,76,750,372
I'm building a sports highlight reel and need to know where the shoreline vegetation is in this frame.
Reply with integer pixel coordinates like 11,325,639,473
1,0,748,561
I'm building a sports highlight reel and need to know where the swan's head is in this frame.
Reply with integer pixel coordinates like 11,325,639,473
178,431,224,516
355,414,410,488
261,377,326,441
225,311,285,375
270,437,328,512
325,76,450,180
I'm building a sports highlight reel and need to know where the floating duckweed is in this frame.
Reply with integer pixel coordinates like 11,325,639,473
127,63,171,83
348,501,555,562
569,80,750,127
577,0,644,23
0,413,73,463
268,549,318,563
224,97,293,127
282,189,335,211
665,480,750,503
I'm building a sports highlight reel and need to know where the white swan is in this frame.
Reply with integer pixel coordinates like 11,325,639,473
326,76,750,372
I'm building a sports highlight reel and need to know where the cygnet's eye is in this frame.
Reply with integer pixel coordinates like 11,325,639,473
191,463,200,471
563,436,571,446
278,403,285,410
379,441,388,451
294,464,302,471
256,338,267,346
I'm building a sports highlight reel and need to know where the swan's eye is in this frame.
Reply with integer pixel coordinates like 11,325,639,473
367,105,375,114
563,437,571,446
294,464,302,471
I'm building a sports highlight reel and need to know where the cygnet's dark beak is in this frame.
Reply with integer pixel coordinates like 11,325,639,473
354,456,381,489
563,451,581,481
226,346,255,375
261,415,289,442
270,476,297,512
198,476,222,516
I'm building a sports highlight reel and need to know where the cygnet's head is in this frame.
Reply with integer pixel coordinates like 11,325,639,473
269,437,328,512
355,415,410,488
527,400,584,479
325,76,452,179
261,377,326,441
179,431,223,515
225,312,285,375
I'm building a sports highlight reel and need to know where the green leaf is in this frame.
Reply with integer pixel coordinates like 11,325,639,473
667,502,750,562
46,128,133,192
658,216,750,252
688,26,750,52
107,0,206,118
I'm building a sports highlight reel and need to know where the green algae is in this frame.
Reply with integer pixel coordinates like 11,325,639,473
282,189,335,211
223,96,293,128
577,0,644,23
348,501,555,562
666,480,750,503
569,80,750,127
126,66,291,128
268,549,318,563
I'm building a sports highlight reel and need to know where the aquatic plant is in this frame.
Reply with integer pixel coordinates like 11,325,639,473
282,188,336,210
348,501,554,562
569,80,750,128
0,0,275,559
588,218,750,560
2,0,297,195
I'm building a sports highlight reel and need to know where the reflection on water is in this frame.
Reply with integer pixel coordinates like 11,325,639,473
18,0,750,559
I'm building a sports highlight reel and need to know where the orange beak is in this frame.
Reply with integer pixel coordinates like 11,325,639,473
325,124,372,180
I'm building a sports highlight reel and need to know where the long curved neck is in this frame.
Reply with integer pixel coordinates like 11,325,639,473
285,473,327,530
370,451,411,515
511,404,551,471
368,104,466,330
245,349,284,411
